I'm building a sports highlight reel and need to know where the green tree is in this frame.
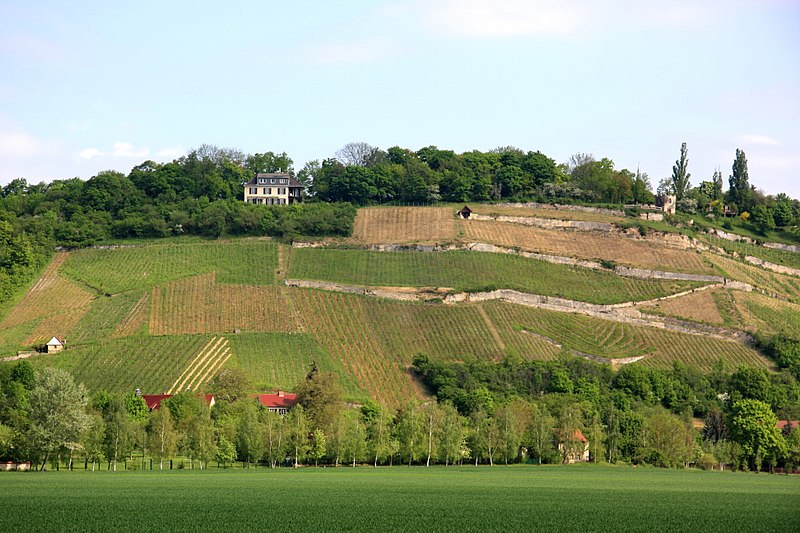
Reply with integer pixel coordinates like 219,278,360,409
209,367,253,403
671,142,692,201
728,149,752,213
236,402,263,468
215,436,236,468
729,399,785,471
148,406,177,470
395,402,424,466
103,397,134,471
295,363,344,433
308,428,327,467
436,402,465,466
526,402,555,464
286,404,309,467
262,409,286,468
28,368,91,470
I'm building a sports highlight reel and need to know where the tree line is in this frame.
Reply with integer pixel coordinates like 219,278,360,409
1,355,798,472
2,141,798,306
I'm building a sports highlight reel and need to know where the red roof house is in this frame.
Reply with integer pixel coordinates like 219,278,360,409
141,394,216,411
256,391,299,415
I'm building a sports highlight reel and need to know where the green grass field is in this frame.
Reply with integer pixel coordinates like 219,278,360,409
1,466,797,532
289,248,704,304
61,239,278,295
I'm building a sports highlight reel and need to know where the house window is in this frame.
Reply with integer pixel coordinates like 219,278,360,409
268,188,272,195
258,178,266,184
280,179,287,184
270,178,276,184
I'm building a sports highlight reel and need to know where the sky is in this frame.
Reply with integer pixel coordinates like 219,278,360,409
1,0,799,197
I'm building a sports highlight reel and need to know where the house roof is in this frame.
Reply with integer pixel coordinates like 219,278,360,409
245,173,303,188
141,394,216,411
457,205,472,213
256,392,299,409
777,420,799,430
46,337,63,346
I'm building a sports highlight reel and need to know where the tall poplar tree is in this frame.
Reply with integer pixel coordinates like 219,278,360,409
671,142,691,201
728,149,752,212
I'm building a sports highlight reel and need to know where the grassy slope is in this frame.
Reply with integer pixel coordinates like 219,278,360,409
289,248,704,304
1,467,797,533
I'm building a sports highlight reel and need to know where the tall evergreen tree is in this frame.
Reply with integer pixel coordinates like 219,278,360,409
728,149,752,212
671,142,691,201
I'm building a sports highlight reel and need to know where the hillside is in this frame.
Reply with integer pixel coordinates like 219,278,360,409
1,204,795,409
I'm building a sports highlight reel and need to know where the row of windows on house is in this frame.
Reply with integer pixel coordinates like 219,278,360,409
248,187,290,195
257,178,288,185
249,197,289,205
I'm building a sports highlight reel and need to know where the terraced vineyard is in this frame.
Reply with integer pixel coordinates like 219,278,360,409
704,252,800,301
150,273,298,335
225,332,365,399
0,206,793,407
700,234,800,270
461,219,715,274
351,206,457,243
0,252,95,348
289,248,705,304
482,301,770,371
32,335,214,394
291,288,425,409
61,239,278,294
642,288,725,324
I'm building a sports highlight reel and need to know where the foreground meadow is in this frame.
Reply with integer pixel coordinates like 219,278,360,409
2,466,797,532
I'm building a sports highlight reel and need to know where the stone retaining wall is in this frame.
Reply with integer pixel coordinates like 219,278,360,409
495,202,625,216
745,256,800,277
470,213,613,232
763,242,800,253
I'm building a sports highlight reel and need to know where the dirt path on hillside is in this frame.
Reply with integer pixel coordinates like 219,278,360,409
477,305,505,352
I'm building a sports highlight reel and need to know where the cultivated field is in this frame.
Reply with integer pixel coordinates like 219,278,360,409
701,234,800,270
461,219,715,274
289,248,705,304
483,301,770,371
351,206,458,243
0,253,94,345
704,252,800,302
61,239,278,295
642,288,725,324
149,273,298,335
226,332,365,398
1,467,797,533
32,335,215,394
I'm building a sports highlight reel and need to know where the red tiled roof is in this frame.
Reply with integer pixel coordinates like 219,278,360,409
141,394,215,410
256,392,299,409
777,420,799,429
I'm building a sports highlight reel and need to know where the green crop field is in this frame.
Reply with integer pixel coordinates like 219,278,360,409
61,239,278,295
1,466,797,533
289,248,705,304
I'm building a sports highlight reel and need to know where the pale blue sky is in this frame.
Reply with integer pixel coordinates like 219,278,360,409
1,1,798,197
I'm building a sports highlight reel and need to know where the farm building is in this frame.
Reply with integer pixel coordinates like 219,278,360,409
557,429,590,463
141,394,216,411
456,205,472,219
256,391,298,415
244,172,304,205
46,337,64,353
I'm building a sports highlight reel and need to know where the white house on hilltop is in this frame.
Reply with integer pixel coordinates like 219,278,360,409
244,173,304,205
